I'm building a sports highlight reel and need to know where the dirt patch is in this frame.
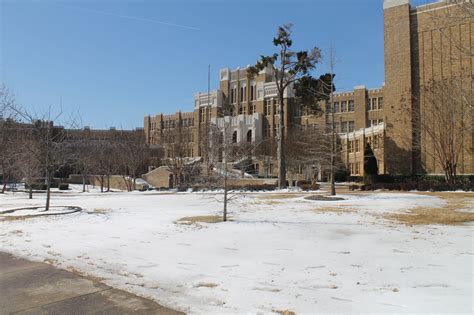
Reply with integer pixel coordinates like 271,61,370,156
273,310,296,315
176,215,227,224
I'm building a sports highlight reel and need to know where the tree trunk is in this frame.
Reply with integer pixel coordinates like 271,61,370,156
223,165,228,222
29,185,33,199
82,174,86,193
1,173,8,193
277,92,286,189
45,178,51,211
106,175,110,192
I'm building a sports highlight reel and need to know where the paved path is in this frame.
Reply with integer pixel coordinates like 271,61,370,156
0,252,184,315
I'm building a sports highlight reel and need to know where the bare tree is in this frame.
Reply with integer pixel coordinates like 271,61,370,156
248,23,322,189
92,139,120,192
15,136,42,199
254,137,277,178
13,107,75,210
429,0,473,60
116,131,150,191
0,84,20,193
406,77,472,184
69,136,96,192
161,126,194,189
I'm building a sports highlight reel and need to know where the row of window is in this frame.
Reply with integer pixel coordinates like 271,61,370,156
151,118,195,130
349,139,361,153
200,108,210,123
263,122,279,138
349,162,362,175
369,119,384,127
366,134,383,149
326,100,355,113
368,97,383,111
325,97,384,113
327,121,356,133
230,85,257,103
264,99,280,116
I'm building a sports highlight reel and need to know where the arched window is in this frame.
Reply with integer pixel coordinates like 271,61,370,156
247,130,252,143
232,131,237,143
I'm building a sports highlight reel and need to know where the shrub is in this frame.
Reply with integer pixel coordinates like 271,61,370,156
58,183,69,190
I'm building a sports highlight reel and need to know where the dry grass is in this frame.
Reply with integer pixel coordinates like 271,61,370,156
195,282,219,288
253,200,283,205
176,215,227,224
386,193,474,225
273,310,296,315
0,215,35,222
256,194,304,200
92,208,110,214
386,207,474,225
66,266,106,283
313,206,356,214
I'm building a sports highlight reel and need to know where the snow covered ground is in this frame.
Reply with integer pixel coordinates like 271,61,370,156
0,187,472,314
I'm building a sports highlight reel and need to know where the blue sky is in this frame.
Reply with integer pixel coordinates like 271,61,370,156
1,0,429,129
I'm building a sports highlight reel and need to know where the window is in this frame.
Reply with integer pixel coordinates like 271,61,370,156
239,106,243,115
250,85,255,101
232,131,237,143
378,119,383,124
265,99,272,116
264,122,271,138
378,97,383,109
371,98,377,110
355,139,360,152
341,101,347,112
348,121,355,132
348,100,354,112
341,121,348,132
333,101,340,112
334,122,340,133
247,130,252,143
325,101,331,113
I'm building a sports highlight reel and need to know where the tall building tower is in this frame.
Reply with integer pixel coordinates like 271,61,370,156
383,0,414,175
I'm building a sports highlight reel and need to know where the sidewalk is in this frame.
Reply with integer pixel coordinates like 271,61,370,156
0,252,183,315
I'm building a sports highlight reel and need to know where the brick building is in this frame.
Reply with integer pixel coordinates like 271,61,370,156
144,0,473,178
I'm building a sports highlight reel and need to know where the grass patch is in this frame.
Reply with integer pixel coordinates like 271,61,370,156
177,215,227,224
195,282,219,288
313,206,355,214
256,194,304,200
386,193,474,225
386,207,474,225
254,200,283,205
